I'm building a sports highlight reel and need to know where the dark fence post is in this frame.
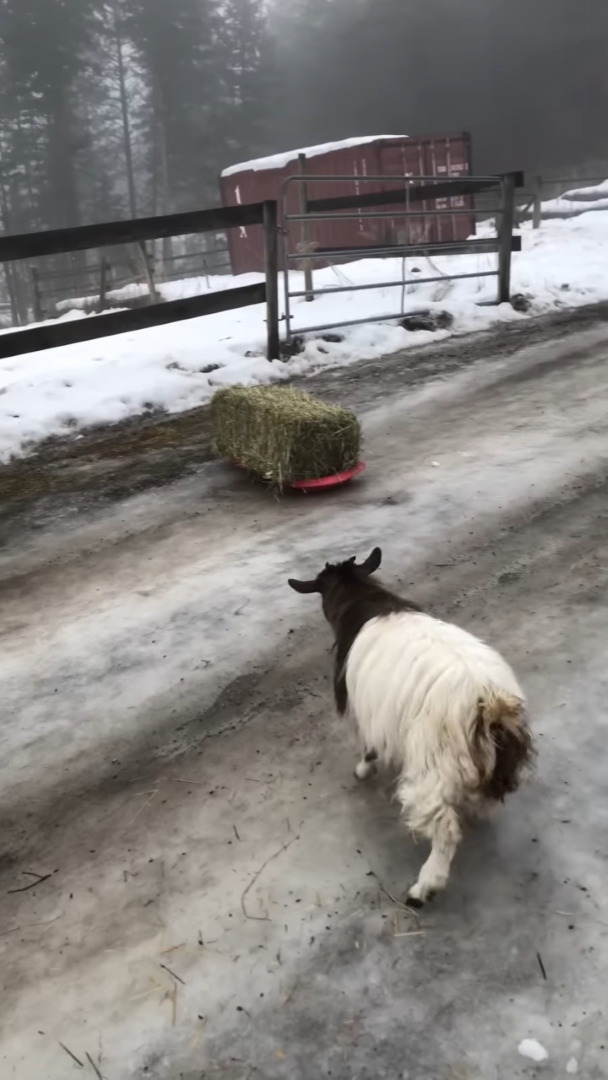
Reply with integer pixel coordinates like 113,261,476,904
532,175,543,230
263,200,280,361
497,172,516,304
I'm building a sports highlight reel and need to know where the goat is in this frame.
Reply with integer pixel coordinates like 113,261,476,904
288,547,533,906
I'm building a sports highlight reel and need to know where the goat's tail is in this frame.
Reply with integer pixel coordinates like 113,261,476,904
472,689,534,801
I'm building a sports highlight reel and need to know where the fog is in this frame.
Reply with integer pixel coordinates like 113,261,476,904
269,0,608,175
0,0,604,257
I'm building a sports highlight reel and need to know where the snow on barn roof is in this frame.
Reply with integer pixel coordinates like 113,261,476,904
221,135,409,177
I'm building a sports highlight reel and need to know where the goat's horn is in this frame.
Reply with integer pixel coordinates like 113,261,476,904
288,577,320,594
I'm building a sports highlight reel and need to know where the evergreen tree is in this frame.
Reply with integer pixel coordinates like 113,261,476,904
268,0,347,147
0,0,97,230
125,0,224,213
219,0,278,166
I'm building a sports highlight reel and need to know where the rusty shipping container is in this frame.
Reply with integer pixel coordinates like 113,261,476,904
220,132,473,275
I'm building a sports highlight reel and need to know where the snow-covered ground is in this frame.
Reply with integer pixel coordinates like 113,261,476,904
2,208,608,462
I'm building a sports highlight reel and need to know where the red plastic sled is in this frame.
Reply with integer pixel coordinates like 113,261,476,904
231,459,366,492
286,461,366,492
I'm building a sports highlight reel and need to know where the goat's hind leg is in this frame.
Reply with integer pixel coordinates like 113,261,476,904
406,805,462,908
355,746,378,781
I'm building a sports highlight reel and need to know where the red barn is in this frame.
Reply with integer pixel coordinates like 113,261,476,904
220,133,474,275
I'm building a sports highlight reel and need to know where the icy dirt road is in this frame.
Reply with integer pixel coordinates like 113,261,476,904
1,322,608,1079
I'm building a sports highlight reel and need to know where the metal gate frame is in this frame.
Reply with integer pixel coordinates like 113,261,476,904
280,172,521,341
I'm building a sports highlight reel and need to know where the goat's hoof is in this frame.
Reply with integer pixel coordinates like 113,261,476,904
406,886,436,909
405,893,425,909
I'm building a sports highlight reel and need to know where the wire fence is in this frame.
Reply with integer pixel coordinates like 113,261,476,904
29,240,232,322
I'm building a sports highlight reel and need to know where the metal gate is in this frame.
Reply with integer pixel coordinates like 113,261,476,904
280,172,521,341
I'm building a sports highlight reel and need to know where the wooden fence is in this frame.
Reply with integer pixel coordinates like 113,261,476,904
0,201,281,361
0,174,522,363
30,242,232,321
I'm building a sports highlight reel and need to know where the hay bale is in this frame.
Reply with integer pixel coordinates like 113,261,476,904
211,385,361,485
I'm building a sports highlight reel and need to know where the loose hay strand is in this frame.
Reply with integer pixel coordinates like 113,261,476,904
211,385,361,486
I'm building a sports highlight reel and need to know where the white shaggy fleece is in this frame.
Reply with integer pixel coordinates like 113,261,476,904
346,611,527,901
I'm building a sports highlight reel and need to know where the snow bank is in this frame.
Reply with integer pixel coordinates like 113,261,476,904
2,208,608,462
221,135,408,176
561,178,608,201
540,178,608,217
541,196,608,217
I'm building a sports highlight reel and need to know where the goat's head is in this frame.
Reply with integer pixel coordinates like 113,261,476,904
288,547,382,596
288,547,382,623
